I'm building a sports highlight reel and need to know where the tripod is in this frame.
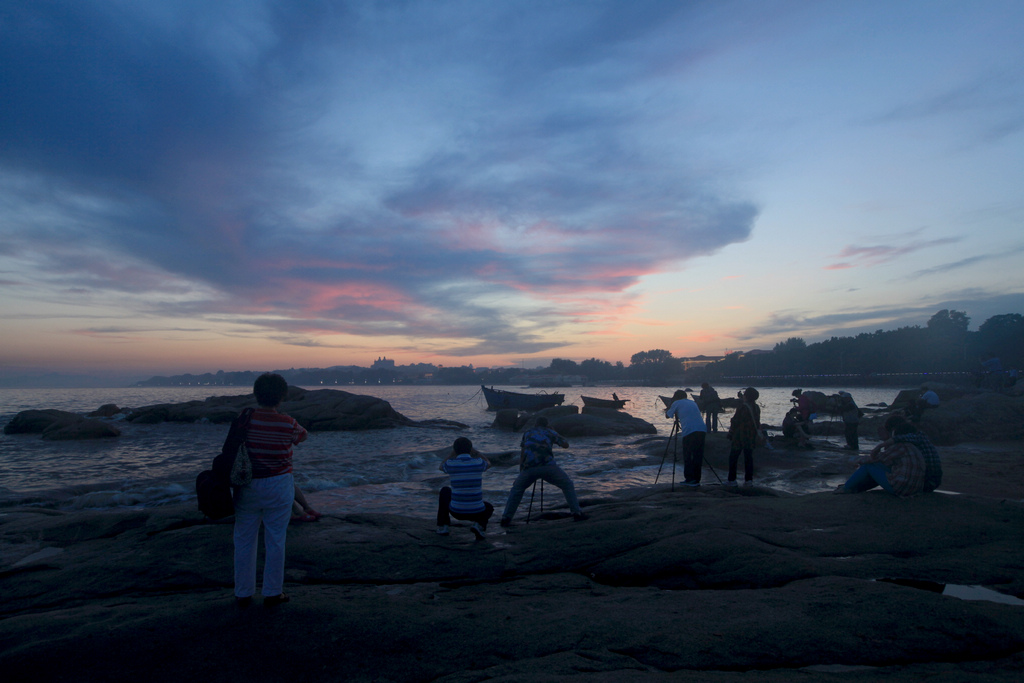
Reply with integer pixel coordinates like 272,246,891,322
656,417,723,489
525,479,544,523
655,418,680,490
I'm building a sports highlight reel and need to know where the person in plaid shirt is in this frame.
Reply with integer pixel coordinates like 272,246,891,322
836,415,926,497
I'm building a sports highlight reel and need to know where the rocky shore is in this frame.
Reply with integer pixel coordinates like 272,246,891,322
2,441,1023,682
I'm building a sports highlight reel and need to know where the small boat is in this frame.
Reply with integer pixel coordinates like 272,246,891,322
481,385,564,412
581,395,629,409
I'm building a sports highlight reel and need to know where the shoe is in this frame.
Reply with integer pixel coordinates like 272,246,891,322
742,481,754,488
263,594,289,607
436,525,450,535
305,508,323,520
499,518,512,527
470,522,485,540
683,480,700,488
725,480,738,487
573,512,589,522
291,513,317,524
235,596,252,609
833,484,851,494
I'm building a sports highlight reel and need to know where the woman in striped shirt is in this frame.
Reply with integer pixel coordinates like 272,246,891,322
234,373,308,607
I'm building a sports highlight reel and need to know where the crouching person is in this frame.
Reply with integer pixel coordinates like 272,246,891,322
437,437,493,540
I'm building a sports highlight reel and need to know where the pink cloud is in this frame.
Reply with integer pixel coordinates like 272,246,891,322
825,237,959,269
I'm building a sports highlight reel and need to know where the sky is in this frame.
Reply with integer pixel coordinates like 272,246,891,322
2,0,1023,384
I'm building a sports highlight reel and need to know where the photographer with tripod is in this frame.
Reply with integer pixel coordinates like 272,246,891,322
500,417,588,526
664,390,707,488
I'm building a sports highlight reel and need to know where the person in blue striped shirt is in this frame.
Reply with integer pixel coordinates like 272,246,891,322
437,437,493,540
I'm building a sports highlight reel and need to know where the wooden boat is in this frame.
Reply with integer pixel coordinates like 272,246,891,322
581,395,629,409
481,385,564,411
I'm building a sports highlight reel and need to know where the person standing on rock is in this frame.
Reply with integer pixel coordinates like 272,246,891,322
234,373,307,608
665,390,707,487
500,417,587,526
727,387,761,487
837,391,862,450
437,437,493,540
698,382,721,432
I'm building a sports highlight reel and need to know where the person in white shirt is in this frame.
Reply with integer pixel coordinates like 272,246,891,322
665,390,708,487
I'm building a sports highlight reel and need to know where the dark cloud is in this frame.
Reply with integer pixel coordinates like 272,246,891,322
0,1,759,353
736,290,1024,347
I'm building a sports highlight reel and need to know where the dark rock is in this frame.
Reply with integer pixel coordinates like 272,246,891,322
88,404,123,418
3,409,120,440
123,387,462,431
549,408,657,437
2,454,1023,682
3,409,78,434
42,419,121,441
491,408,521,430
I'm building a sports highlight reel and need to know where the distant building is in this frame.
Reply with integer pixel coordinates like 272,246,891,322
371,356,396,370
681,355,725,370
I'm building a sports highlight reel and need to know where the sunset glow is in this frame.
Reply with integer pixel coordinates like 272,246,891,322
1,1,1022,385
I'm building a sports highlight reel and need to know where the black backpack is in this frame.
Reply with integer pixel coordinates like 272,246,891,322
195,408,255,519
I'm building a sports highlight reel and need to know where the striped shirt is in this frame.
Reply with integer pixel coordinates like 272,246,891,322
442,454,489,514
245,408,307,478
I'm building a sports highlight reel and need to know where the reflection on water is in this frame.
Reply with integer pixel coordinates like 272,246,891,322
877,578,1024,606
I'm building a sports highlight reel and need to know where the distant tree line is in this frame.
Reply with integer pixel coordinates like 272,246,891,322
135,310,1022,388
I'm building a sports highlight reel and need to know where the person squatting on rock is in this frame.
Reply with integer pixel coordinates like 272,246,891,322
837,391,862,450
907,385,940,423
835,415,941,496
698,382,722,432
727,387,761,487
500,417,587,525
234,373,308,608
665,389,707,487
437,437,493,540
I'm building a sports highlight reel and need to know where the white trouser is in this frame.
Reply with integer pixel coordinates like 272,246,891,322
233,473,293,598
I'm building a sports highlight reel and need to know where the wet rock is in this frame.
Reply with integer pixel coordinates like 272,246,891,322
3,409,120,440
88,403,124,418
2,459,1023,682
548,407,657,437
123,387,461,431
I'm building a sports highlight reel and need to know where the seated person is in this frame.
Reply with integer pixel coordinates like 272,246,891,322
782,406,811,448
291,485,321,523
835,415,928,497
437,436,493,540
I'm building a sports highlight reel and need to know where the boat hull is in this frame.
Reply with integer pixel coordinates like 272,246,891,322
481,386,564,411
581,395,628,409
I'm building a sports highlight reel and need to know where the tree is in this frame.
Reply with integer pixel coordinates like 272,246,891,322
926,309,970,369
548,358,579,374
629,349,682,381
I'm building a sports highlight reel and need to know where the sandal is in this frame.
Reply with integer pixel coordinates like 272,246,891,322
290,513,317,523
304,508,323,520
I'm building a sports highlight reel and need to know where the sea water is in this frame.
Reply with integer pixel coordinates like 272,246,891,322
0,384,901,518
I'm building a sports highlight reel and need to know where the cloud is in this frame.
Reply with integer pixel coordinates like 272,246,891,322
0,1,760,355
824,235,960,270
905,245,1024,280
